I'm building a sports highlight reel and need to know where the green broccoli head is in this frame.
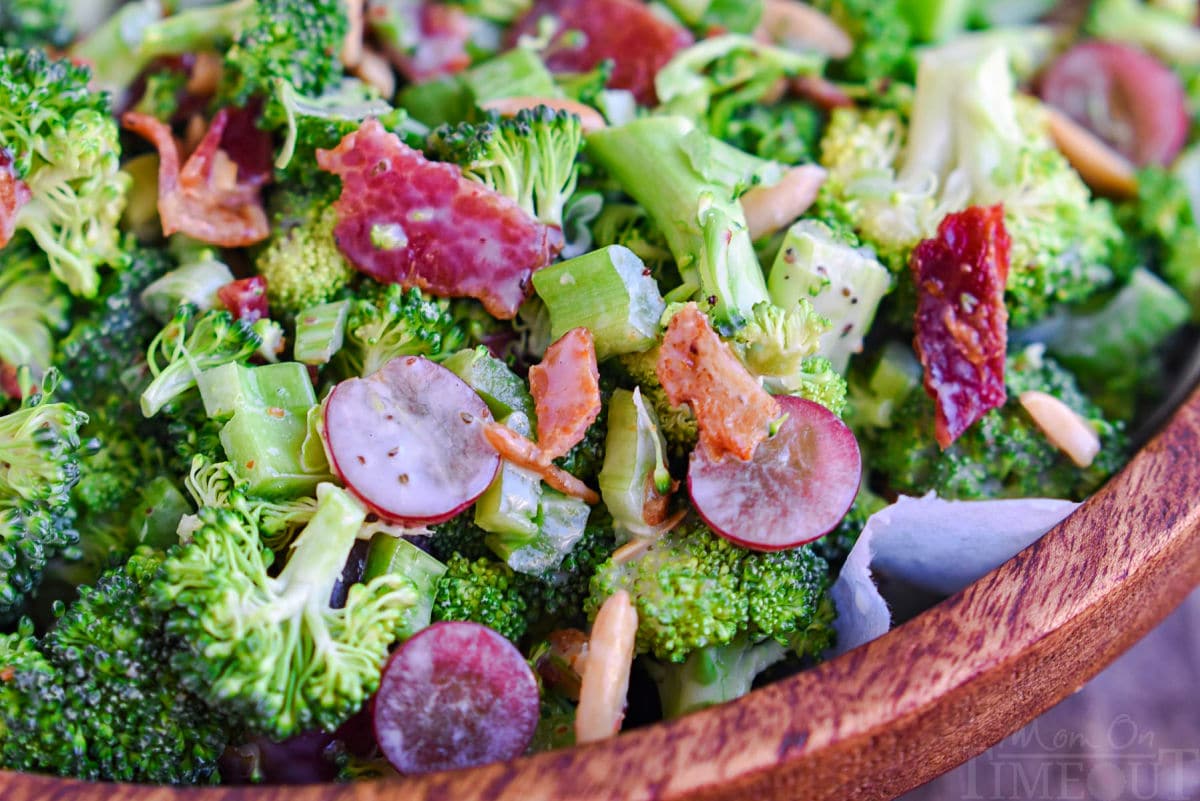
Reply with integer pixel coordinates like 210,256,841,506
871,347,1128,501
0,0,71,48
256,198,354,316
0,552,228,783
155,484,417,739
428,105,584,230
337,283,467,378
0,237,70,392
0,48,129,298
432,552,533,642
587,518,834,663
722,101,825,166
809,0,915,85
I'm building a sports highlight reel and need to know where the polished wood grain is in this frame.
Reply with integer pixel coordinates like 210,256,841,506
5,387,1200,801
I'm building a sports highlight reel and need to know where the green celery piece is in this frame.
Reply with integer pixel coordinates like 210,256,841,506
219,405,331,498
531,245,667,360
398,78,475,128
586,116,768,333
598,388,672,534
899,0,972,42
463,47,559,103
294,300,351,366
852,341,922,429
493,489,591,575
198,362,316,421
475,412,543,541
363,533,448,640
767,221,892,373
127,477,191,550
443,346,536,423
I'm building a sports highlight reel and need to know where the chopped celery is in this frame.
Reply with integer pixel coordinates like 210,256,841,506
198,362,316,421
219,405,331,498
444,346,536,422
767,221,892,373
475,412,543,540
598,388,672,535
493,489,591,575
294,299,351,366
127,477,191,550
531,245,667,360
463,47,558,102
899,0,972,42
850,341,922,429
363,533,448,639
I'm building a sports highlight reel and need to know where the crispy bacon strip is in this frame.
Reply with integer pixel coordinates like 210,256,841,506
911,205,1011,448
122,109,270,247
529,328,602,461
483,422,600,504
0,149,30,248
657,303,781,463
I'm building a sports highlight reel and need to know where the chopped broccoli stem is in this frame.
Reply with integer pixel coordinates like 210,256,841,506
139,253,236,323
531,245,667,360
444,346,537,421
490,489,592,576
598,387,673,534
646,635,787,718
363,533,449,640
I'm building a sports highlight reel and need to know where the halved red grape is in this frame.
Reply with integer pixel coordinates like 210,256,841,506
374,622,540,775
1040,40,1188,167
688,395,861,551
217,275,269,323
323,356,501,525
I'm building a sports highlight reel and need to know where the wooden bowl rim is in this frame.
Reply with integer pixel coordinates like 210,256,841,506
5,387,1200,801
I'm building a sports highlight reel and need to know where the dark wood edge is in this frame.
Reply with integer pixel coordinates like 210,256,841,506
5,387,1200,801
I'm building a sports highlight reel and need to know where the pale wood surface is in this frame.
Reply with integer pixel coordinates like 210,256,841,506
4,388,1200,801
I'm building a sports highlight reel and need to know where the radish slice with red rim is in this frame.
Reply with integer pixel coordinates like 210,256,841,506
1040,40,1188,167
322,355,501,526
374,622,540,775
688,395,862,551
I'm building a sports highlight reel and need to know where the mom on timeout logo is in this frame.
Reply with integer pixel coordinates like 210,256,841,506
956,714,1200,801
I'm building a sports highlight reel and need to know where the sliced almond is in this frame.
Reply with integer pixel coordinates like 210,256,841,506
575,590,638,745
741,164,827,240
186,51,223,96
756,0,853,58
480,96,608,133
342,0,366,68
1019,390,1102,469
351,47,397,99
1045,107,1138,199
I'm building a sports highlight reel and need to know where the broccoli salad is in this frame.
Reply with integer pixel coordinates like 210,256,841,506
0,0,1197,786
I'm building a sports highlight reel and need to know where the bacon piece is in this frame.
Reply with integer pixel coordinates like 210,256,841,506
218,276,269,323
911,205,1011,449
529,328,601,461
508,0,694,105
122,109,270,247
657,303,781,463
316,119,561,319
0,149,30,248
483,423,600,504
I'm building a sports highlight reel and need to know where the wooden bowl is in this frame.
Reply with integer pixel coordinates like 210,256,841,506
5,387,1200,801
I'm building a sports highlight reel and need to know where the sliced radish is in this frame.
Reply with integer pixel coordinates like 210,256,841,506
374,622,540,775
688,395,861,551
1040,40,1188,167
323,356,500,525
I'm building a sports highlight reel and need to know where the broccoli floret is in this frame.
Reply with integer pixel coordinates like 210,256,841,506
0,0,70,48
809,0,915,84
427,510,495,563
0,552,228,783
131,68,189,122
645,634,787,719
140,305,262,417
0,237,70,394
587,518,834,663
432,553,533,642
255,198,354,316
722,101,825,166
616,348,700,463
871,347,1128,500
815,43,1120,325
0,48,129,298
524,521,616,627
336,284,466,378
0,374,87,618
428,105,584,231
75,0,347,126
811,487,886,570
155,484,418,739
178,456,319,550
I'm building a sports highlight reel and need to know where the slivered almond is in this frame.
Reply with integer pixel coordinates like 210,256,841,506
1045,107,1138,199
741,164,827,240
756,0,853,58
342,0,366,68
351,47,396,99
186,52,223,96
575,590,638,745
480,96,608,133
1019,390,1102,468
